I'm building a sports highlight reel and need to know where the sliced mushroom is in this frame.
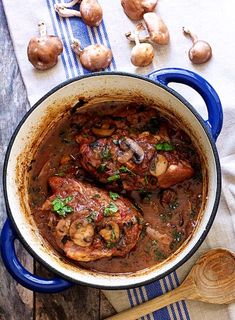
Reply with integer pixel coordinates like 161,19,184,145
92,123,116,137
150,154,168,177
56,219,71,239
27,22,63,70
117,149,134,164
71,39,112,71
99,222,120,243
69,219,94,247
54,0,103,27
124,138,145,164
143,12,170,45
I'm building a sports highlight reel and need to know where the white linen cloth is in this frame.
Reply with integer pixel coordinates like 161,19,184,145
2,0,235,319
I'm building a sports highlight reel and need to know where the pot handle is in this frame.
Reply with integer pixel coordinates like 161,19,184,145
147,68,223,141
0,219,73,293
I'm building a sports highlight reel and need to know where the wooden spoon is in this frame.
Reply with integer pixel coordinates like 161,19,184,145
105,248,235,320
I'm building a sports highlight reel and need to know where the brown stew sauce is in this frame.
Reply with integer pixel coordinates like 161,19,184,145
28,102,203,273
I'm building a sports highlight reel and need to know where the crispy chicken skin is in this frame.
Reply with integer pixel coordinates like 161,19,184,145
41,176,142,262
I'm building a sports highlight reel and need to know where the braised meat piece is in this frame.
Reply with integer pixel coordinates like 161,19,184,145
75,107,194,191
41,176,142,262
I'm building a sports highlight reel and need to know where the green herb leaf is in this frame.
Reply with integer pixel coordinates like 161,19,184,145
106,241,116,249
154,248,166,261
172,230,183,242
86,211,98,223
97,163,107,173
109,191,120,201
112,139,119,145
104,202,118,216
152,240,158,246
110,229,116,241
91,193,101,199
101,148,112,160
107,174,120,182
51,196,73,217
155,142,174,151
119,166,136,176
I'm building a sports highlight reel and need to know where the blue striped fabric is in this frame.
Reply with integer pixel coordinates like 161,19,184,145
46,1,191,319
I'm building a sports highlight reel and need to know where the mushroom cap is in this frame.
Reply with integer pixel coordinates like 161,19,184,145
143,12,170,45
80,44,112,71
189,40,212,64
131,43,154,67
27,35,63,70
121,0,158,21
80,0,103,27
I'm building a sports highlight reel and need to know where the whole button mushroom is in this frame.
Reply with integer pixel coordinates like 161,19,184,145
183,27,212,64
27,22,63,71
54,0,103,27
121,0,158,20
71,39,112,71
126,23,154,67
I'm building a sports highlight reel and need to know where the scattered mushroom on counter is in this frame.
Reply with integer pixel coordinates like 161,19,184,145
54,0,103,27
71,38,113,71
183,27,212,64
126,13,170,45
143,12,170,45
121,0,158,20
126,23,154,67
27,21,63,70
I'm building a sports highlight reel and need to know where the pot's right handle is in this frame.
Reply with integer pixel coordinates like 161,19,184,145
148,68,223,141
0,219,73,293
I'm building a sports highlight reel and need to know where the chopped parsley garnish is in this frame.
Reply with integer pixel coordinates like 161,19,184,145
109,191,120,201
97,163,107,173
106,242,116,249
155,142,174,151
104,202,118,216
172,230,183,242
86,211,98,223
169,201,179,210
110,229,116,241
101,148,112,160
154,248,166,261
51,196,73,217
91,193,101,199
112,139,119,145
119,165,136,176
152,240,158,246
107,174,120,182
144,174,148,185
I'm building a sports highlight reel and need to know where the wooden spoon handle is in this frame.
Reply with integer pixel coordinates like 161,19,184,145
105,286,186,320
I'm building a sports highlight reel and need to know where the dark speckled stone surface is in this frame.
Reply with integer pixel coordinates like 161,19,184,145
0,1,115,319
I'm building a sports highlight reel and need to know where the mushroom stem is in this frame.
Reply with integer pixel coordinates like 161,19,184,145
71,38,83,56
125,23,149,43
38,21,47,37
54,4,81,18
59,0,81,8
183,27,198,43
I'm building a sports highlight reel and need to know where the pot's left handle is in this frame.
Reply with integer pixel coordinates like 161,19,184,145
0,219,73,293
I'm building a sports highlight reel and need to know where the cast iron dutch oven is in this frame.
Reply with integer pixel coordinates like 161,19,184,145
0,68,223,293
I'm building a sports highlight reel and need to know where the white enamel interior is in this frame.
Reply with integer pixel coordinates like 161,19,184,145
5,74,219,288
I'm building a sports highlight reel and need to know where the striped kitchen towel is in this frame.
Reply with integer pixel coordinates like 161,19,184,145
2,0,235,319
